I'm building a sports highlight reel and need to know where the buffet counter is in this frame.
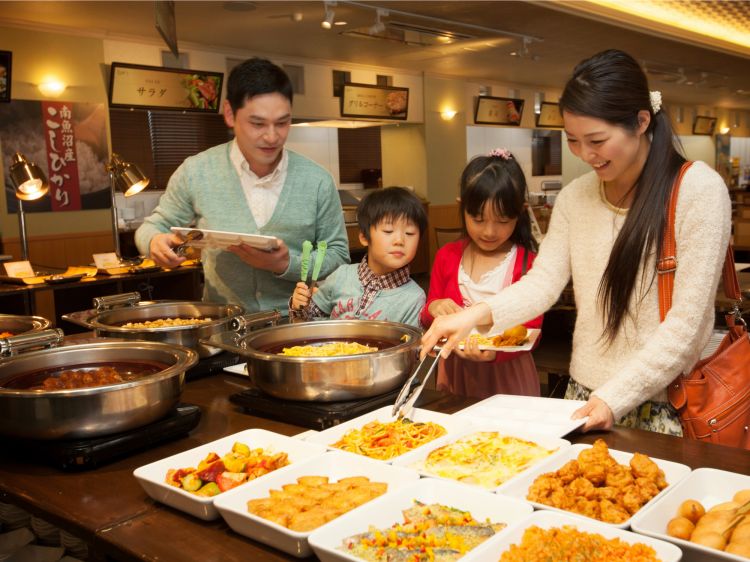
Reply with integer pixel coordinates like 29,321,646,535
1,373,748,561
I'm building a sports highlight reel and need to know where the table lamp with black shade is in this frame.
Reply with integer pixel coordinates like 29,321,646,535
9,152,49,261
105,153,149,264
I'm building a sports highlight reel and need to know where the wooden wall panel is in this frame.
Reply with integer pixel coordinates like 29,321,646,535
2,231,114,269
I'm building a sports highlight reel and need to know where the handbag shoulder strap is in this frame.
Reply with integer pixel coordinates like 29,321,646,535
658,161,741,321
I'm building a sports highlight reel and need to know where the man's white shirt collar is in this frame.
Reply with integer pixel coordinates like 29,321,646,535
230,139,288,184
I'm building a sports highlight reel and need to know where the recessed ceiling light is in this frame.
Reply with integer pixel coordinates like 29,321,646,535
334,20,347,26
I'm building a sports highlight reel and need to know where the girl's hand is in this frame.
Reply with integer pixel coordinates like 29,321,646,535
421,302,492,360
291,282,312,310
454,335,497,362
572,396,615,432
428,299,463,318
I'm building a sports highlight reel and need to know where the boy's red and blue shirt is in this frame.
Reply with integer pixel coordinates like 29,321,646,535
289,256,425,327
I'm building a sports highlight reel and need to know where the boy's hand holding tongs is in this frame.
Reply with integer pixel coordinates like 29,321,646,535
291,240,327,311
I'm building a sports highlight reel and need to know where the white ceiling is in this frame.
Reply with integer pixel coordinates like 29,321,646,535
1,0,749,109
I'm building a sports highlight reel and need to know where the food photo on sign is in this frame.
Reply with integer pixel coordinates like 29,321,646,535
0,100,109,213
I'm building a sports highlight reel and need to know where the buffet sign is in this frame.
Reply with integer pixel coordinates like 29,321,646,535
474,96,524,126
536,101,564,128
340,83,409,120
108,62,223,113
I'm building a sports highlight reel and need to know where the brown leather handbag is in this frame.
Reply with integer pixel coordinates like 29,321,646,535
658,161,750,449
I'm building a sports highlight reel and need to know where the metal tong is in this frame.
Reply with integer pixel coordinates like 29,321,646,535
391,346,441,419
174,229,204,257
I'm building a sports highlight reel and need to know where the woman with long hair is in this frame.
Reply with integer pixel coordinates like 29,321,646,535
421,49,731,435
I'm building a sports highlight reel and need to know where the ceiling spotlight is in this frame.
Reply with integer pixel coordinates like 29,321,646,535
321,1,336,29
292,12,303,22
368,8,388,35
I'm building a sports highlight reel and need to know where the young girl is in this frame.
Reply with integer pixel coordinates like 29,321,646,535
421,50,731,435
420,149,542,398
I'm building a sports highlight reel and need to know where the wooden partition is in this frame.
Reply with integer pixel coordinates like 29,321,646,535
427,203,462,265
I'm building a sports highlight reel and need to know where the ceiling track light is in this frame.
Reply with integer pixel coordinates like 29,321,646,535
368,8,388,35
321,1,336,29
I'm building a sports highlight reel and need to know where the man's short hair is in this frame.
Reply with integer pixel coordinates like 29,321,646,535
357,187,427,242
226,58,293,113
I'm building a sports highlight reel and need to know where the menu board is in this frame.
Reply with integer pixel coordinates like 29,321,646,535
108,62,223,113
474,96,524,126
340,83,409,120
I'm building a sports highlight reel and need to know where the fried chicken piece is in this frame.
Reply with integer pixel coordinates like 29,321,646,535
568,477,597,500
630,452,659,480
635,477,660,501
594,486,620,502
581,462,607,486
549,488,574,511
604,465,634,489
527,474,561,502
573,497,600,519
621,484,647,515
555,460,581,484
599,499,630,524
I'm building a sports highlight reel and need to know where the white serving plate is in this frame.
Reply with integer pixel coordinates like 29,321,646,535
454,394,587,438
390,423,570,493
213,451,421,557
457,328,540,352
133,428,327,520
472,509,682,562
631,467,750,562
301,405,469,463
308,477,534,562
497,443,692,528
171,227,279,251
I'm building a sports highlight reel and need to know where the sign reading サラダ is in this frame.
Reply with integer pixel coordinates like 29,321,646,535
108,62,223,112
341,83,409,120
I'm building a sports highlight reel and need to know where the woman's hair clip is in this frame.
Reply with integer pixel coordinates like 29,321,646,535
649,90,662,114
488,148,512,160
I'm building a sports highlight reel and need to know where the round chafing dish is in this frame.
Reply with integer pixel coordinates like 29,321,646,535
206,320,421,402
0,314,51,337
62,292,251,358
0,338,197,440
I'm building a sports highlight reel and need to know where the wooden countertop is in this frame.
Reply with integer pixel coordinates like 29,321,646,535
1,373,747,562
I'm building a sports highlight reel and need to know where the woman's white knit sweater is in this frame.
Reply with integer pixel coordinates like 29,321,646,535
484,161,731,418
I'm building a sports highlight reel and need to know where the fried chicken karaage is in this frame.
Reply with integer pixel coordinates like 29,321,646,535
526,439,667,523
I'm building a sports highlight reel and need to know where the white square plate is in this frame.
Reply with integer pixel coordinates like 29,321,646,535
133,428,327,520
454,394,587,438
497,443,692,528
213,451,421,558
308,478,534,562
457,329,540,352
171,227,279,251
301,406,470,463
472,510,682,562
390,424,570,492
631,467,750,561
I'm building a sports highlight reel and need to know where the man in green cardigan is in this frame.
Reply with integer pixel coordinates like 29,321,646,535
135,58,349,315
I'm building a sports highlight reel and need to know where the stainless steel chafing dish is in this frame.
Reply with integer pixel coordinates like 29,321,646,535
0,330,198,440
0,314,52,337
63,293,275,358
205,320,421,402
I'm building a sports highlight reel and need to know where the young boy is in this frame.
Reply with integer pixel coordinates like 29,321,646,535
290,187,427,327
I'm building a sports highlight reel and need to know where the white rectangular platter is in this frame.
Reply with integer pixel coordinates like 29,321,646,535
390,424,570,493
308,477,534,562
171,227,279,251
457,328,540,352
497,443,692,528
455,394,587,438
631,467,750,562
471,509,682,562
213,451,421,558
133,428,327,520
301,405,470,463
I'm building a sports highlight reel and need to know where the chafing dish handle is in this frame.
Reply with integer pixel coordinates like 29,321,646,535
230,310,281,333
0,328,65,357
61,309,97,329
93,292,142,311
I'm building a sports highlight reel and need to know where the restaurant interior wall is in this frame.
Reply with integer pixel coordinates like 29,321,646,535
0,25,114,257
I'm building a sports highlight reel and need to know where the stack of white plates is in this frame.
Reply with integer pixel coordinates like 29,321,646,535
59,531,88,560
0,503,30,531
30,516,60,546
